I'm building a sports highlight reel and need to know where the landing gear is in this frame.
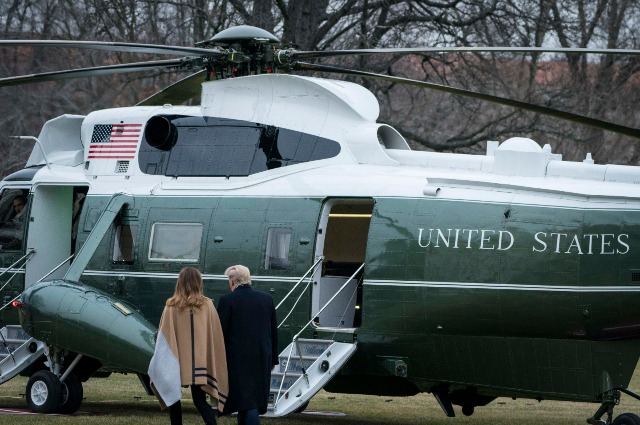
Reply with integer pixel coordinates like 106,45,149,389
60,372,83,414
588,389,640,425
612,413,640,425
432,385,494,418
26,370,62,413
25,345,85,414
461,405,475,416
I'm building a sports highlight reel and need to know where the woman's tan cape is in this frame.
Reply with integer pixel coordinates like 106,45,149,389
148,298,228,411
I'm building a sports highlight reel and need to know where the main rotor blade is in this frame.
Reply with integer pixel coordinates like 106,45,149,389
293,62,640,139
289,46,640,60
137,70,206,106
0,59,192,88
0,39,221,57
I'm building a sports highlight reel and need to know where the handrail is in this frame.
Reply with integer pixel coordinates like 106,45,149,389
275,256,323,310
10,136,51,170
0,249,36,280
64,193,133,282
273,262,364,409
293,263,364,342
277,280,311,328
0,249,36,297
36,254,74,283
0,253,74,313
274,344,296,407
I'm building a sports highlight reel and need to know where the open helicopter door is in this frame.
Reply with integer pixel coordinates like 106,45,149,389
24,184,88,286
312,198,373,330
0,185,32,325
265,198,372,416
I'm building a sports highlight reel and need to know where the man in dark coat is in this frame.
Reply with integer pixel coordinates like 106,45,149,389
218,264,278,425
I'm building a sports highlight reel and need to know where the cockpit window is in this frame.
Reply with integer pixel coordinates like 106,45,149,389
138,116,341,177
0,189,28,251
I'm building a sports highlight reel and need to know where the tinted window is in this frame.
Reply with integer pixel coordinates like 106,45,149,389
0,189,28,251
139,116,341,177
113,224,137,264
149,223,203,261
264,227,292,270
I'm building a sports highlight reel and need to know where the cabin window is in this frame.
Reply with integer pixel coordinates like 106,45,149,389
112,224,137,264
138,116,341,177
264,227,292,270
149,223,203,261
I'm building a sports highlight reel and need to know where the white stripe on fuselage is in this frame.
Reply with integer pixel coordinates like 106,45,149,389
79,270,640,293
82,270,301,284
363,279,640,292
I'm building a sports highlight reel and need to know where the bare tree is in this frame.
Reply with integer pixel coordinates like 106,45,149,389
0,0,638,177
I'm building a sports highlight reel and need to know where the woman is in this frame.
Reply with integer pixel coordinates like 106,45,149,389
149,267,228,425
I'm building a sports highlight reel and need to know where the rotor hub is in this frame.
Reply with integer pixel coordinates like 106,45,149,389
196,25,282,78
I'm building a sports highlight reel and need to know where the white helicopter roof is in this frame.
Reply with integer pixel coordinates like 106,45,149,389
14,74,640,206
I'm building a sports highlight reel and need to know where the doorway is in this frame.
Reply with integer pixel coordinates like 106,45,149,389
312,198,373,329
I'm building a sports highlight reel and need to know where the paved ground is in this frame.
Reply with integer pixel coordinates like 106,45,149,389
0,407,101,416
0,407,343,417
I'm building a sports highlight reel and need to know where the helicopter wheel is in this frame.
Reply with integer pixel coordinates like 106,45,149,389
613,413,640,425
26,370,62,414
59,372,84,414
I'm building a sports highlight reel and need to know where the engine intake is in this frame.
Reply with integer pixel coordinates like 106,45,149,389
144,115,178,151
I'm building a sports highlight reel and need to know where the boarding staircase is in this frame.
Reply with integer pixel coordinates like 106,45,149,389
264,258,361,417
0,249,70,386
0,194,141,391
0,325,44,384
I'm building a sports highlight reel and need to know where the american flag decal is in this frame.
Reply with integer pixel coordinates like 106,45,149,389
88,123,142,159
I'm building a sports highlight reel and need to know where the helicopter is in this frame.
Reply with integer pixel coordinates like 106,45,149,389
0,24,640,425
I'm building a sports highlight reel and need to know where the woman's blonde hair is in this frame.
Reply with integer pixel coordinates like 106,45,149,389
166,267,206,311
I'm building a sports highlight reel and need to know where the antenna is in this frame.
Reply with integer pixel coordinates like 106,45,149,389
10,136,50,170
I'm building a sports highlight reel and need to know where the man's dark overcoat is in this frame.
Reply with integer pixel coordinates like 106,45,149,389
217,284,278,415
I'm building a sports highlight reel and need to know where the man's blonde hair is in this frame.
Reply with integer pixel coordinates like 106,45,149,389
225,264,252,286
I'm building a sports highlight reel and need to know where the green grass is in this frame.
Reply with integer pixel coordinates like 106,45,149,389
1,369,640,424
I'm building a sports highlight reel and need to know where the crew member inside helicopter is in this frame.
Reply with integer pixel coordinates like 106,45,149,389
0,192,27,250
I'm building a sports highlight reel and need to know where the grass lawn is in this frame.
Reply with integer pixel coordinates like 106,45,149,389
1,368,640,425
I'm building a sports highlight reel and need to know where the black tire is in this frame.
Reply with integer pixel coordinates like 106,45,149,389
613,413,640,425
462,405,475,416
59,372,84,414
26,370,62,414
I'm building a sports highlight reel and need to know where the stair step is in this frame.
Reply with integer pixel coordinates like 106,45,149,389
0,338,30,345
279,354,318,362
291,339,333,357
270,372,301,391
271,371,302,377
278,357,316,373
0,326,42,391
0,326,30,341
